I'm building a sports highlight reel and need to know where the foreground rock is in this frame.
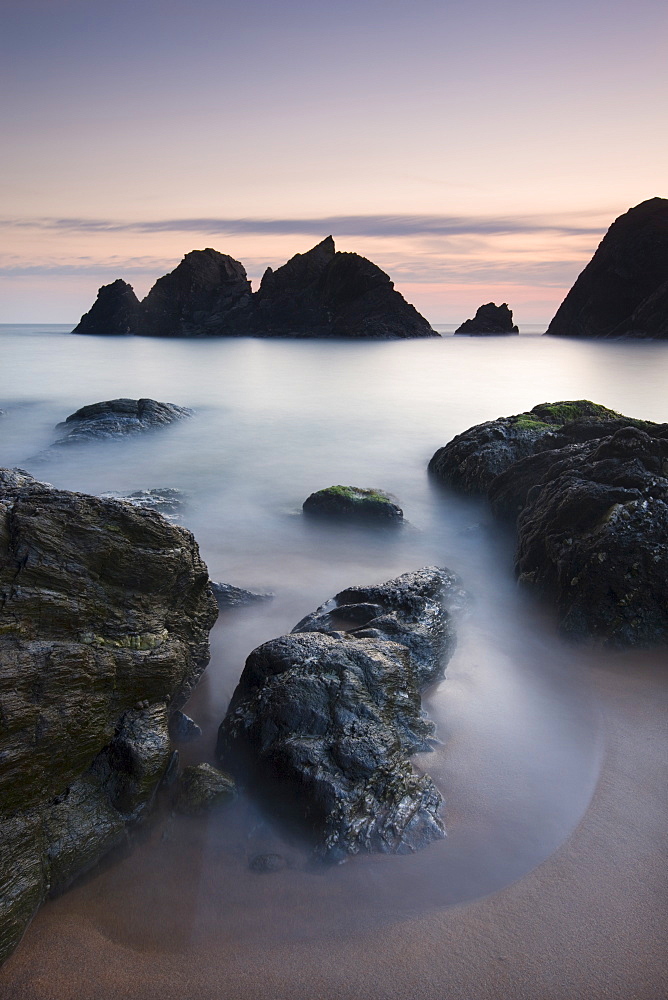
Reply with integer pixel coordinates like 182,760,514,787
0,469,218,964
455,302,519,335
53,398,193,445
303,485,404,522
173,763,235,816
429,403,668,644
546,197,668,339
217,567,466,860
73,238,438,340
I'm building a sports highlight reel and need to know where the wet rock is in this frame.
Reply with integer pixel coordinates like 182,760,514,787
52,398,193,445
249,853,286,873
72,279,144,337
428,400,640,494
210,582,275,609
168,710,202,743
455,302,519,335
217,567,465,860
303,485,403,522
173,763,236,816
546,197,668,339
0,469,218,964
430,402,668,645
99,487,186,519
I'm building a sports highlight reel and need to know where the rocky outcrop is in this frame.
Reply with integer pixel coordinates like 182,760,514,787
303,485,404,522
546,197,668,339
428,400,626,494
455,302,519,335
71,279,144,337
72,239,437,340
0,469,218,964
173,763,235,816
429,403,668,645
52,398,193,445
141,249,253,337
217,567,466,860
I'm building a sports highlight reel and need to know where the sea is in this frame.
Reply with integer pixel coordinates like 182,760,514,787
1,323,667,970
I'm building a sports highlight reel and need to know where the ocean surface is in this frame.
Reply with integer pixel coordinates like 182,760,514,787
1,323,667,963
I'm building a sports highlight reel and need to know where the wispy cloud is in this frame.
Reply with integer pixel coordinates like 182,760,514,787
2,213,605,239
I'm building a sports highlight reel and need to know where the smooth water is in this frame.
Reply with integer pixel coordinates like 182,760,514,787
1,324,667,953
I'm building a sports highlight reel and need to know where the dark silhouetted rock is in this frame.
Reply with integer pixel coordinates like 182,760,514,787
142,248,252,337
0,469,218,964
217,567,467,860
53,398,193,445
455,302,519,335
251,237,437,338
72,279,144,337
429,402,668,645
72,239,437,340
210,582,274,609
303,485,403,522
173,763,235,816
546,197,668,339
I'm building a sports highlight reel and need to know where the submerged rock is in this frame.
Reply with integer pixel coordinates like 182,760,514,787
53,398,193,445
72,238,438,340
546,197,668,339
168,710,202,743
0,469,218,964
100,487,186,519
217,567,466,860
173,763,235,816
210,581,275,609
303,485,404,522
455,302,519,335
429,403,668,645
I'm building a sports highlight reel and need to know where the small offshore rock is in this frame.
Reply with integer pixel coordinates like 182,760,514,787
303,485,403,522
174,763,236,816
100,488,185,519
53,398,193,445
168,710,202,743
249,853,287,874
455,302,519,335
210,582,275,609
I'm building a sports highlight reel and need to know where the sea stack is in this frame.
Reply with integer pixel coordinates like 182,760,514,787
455,302,519,335
546,197,668,339
72,239,438,340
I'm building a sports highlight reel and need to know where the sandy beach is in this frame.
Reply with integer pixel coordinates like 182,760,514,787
1,647,666,1000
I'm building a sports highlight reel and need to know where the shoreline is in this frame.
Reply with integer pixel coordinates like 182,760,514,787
2,650,666,999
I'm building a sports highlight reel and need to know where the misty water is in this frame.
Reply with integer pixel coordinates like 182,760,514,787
2,323,668,954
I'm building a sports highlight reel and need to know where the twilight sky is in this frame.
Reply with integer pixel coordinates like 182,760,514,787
2,0,666,324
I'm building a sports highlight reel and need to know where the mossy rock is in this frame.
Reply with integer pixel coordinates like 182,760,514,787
174,763,236,816
303,485,403,522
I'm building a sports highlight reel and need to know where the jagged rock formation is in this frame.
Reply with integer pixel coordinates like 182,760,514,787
455,302,519,335
429,402,668,644
141,249,253,337
210,582,274,609
217,567,467,860
0,469,218,964
52,398,193,445
72,279,144,337
303,485,404,522
546,197,668,339
72,239,438,340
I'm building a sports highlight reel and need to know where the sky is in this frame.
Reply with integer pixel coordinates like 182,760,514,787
1,0,666,324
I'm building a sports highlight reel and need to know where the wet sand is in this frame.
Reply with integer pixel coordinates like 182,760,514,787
1,651,666,1000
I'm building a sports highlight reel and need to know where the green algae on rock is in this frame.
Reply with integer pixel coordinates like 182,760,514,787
303,485,403,522
0,468,218,965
